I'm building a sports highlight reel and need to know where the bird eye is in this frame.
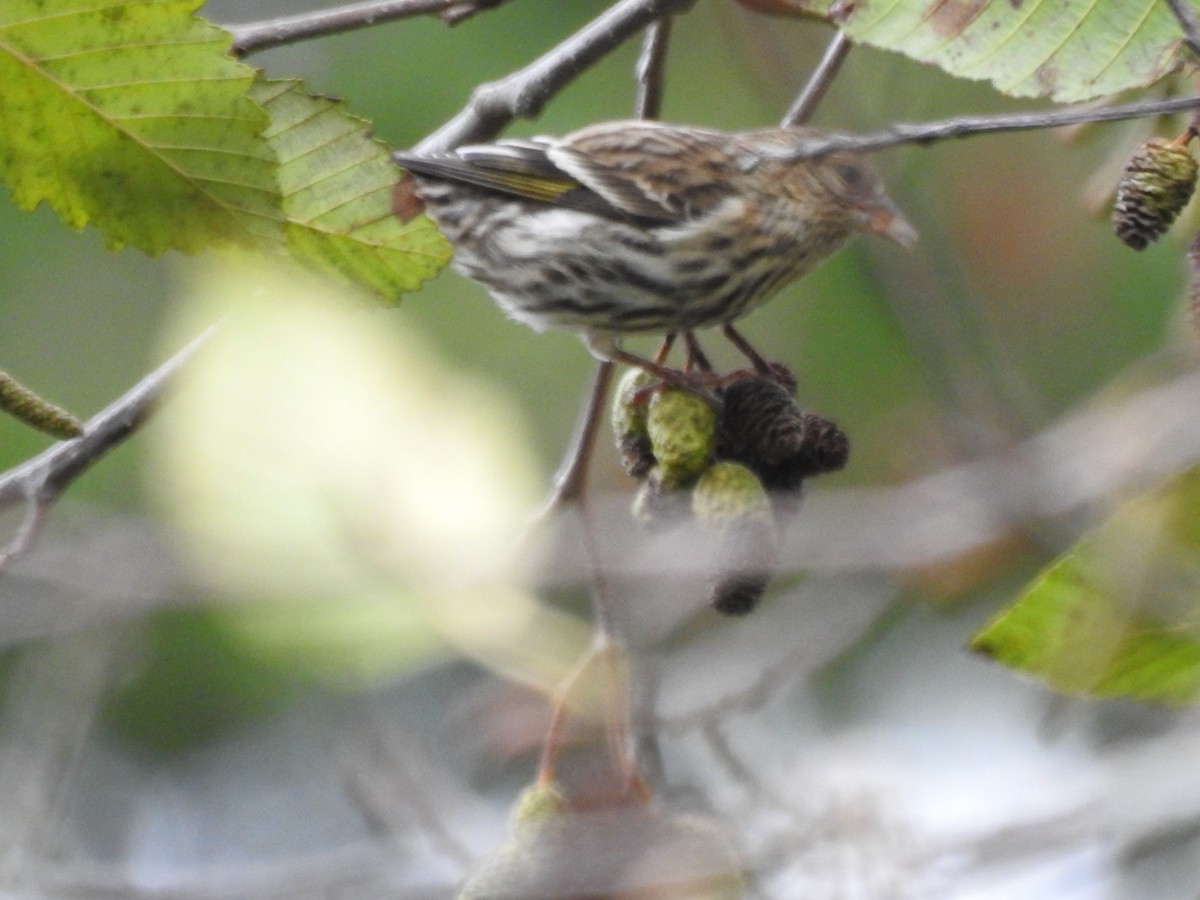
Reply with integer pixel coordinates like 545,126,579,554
833,161,866,189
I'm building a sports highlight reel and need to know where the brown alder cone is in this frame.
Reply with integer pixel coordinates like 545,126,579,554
396,120,916,363
1112,137,1198,250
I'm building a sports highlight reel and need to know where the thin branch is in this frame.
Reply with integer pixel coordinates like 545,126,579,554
413,0,699,152
700,719,784,810
0,328,215,572
339,723,475,867
0,501,49,573
555,361,616,508
761,94,1200,161
227,0,512,56
1166,0,1200,62
781,29,852,128
635,17,673,120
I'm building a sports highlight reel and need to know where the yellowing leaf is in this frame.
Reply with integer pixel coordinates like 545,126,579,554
0,0,281,253
972,466,1200,706
252,79,452,302
799,0,1198,102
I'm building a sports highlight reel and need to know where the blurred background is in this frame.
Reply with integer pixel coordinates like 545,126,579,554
3,1,1200,897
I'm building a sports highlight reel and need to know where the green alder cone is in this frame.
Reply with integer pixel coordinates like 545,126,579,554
611,367,655,442
691,461,772,527
612,367,658,478
646,389,718,489
692,462,779,616
458,804,747,899
510,781,570,840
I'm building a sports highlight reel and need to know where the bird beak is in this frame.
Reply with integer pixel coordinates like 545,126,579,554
858,199,919,250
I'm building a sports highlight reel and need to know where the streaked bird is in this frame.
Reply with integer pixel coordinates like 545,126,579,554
396,120,916,370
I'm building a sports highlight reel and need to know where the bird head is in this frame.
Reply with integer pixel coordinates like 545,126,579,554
811,152,918,250
748,129,918,250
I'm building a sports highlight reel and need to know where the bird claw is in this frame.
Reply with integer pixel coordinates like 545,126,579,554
628,368,722,408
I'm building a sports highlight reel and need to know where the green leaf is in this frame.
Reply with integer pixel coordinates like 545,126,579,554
0,0,281,254
251,79,451,302
799,0,1198,102
972,466,1200,706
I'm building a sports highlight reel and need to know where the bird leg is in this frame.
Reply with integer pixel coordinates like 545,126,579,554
589,333,721,397
607,347,698,387
721,324,774,376
653,333,677,366
682,331,715,373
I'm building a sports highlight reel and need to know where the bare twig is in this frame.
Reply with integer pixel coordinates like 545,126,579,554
781,29,852,128
0,328,215,572
339,723,475,866
764,94,1200,161
527,318,626,792
701,719,781,808
635,17,673,120
555,362,616,509
226,0,512,56
1166,0,1200,62
414,0,699,152
538,634,607,783
0,501,49,573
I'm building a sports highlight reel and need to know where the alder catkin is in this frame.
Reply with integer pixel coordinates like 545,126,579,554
0,371,83,440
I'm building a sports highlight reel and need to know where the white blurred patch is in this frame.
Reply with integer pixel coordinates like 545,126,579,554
147,258,587,688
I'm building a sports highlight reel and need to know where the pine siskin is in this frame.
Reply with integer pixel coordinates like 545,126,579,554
396,120,916,363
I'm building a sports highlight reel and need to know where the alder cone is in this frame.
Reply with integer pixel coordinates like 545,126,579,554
612,367,657,478
1113,138,1198,250
717,375,849,496
693,461,779,617
458,805,746,899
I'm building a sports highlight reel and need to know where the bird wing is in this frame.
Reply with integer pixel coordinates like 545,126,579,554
396,123,737,225
548,121,738,222
395,141,580,206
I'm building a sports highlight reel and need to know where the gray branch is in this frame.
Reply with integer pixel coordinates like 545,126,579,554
0,328,215,573
634,16,673,121
1166,0,1200,61
412,0,698,153
781,29,852,128
227,0,513,56
764,94,1200,160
